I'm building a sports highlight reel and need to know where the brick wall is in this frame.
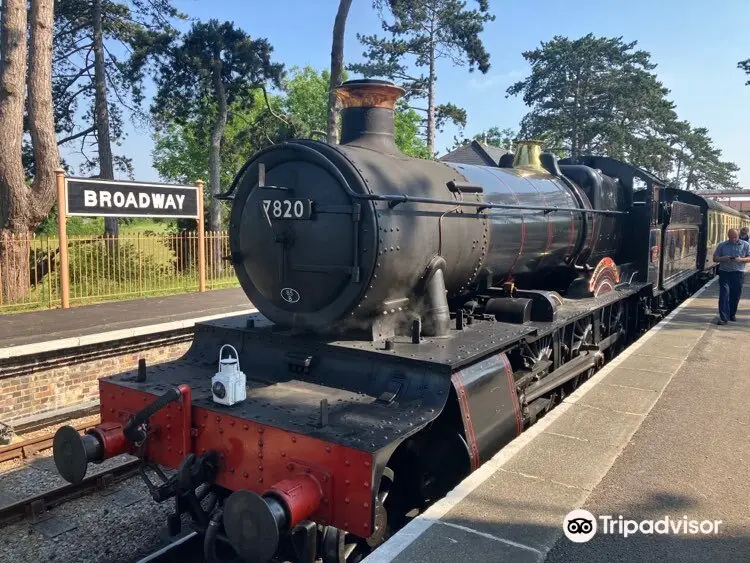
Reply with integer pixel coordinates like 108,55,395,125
0,330,193,424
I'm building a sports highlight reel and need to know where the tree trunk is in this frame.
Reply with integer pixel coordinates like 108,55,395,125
327,0,353,144
426,25,436,157
28,0,59,222
209,62,227,232
0,0,30,303
0,0,28,232
92,0,117,237
0,0,59,305
208,61,228,274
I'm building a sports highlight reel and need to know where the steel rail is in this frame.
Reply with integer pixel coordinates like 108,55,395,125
0,458,140,527
0,418,102,463
135,532,201,563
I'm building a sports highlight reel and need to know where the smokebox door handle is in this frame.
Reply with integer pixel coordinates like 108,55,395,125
447,180,483,194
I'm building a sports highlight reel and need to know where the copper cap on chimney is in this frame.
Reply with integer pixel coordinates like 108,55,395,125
334,79,405,110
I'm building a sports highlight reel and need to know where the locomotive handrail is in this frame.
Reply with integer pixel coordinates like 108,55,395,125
222,141,628,217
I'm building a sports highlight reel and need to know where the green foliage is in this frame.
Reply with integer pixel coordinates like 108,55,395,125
150,20,284,127
395,101,431,159
738,58,750,85
508,34,739,190
349,0,495,152
51,0,185,178
450,126,516,152
507,34,671,161
670,124,739,191
282,66,335,138
146,19,284,230
151,66,432,196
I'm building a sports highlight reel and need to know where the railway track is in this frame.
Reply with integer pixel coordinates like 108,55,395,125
0,417,140,529
0,418,102,463
0,457,140,527
136,532,202,563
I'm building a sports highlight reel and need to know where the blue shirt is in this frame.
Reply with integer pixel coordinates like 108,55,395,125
714,239,750,272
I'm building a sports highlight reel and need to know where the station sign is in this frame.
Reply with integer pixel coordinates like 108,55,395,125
65,178,200,219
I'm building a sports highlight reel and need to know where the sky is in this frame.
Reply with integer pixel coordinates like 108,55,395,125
61,0,750,188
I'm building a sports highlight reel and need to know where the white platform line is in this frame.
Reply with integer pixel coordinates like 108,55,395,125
0,308,257,360
365,277,717,562
437,521,544,556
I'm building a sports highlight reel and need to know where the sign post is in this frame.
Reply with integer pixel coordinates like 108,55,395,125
56,174,205,309
55,169,70,309
196,179,206,292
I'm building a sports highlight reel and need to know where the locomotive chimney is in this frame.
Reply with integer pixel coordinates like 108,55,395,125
335,79,405,154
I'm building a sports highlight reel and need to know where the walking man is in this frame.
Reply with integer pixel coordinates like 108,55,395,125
713,228,750,324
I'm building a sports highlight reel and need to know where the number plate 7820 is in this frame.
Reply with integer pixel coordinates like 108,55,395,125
261,198,313,220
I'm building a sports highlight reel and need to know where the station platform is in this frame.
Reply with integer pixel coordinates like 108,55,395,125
367,275,750,562
0,289,255,360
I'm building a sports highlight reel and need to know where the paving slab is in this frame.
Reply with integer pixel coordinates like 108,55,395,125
614,353,684,375
547,403,643,447
441,469,588,552
389,520,542,563
501,432,623,491
573,382,659,415
601,367,674,393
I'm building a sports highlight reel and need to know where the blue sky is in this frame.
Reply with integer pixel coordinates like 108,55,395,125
63,0,750,187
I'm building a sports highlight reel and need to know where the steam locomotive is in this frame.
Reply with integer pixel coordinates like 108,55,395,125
52,79,750,563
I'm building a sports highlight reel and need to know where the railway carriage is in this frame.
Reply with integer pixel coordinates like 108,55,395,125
52,79,750,563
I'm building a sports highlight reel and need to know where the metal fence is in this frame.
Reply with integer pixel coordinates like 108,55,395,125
0,230,237,313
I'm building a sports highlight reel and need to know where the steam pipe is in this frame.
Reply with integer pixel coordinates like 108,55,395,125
421,257,451,337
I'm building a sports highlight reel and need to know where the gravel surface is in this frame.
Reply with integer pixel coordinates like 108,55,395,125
0,449,190,563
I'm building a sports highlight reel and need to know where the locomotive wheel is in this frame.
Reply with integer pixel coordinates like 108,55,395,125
570,318,593,357
520,336,553,376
